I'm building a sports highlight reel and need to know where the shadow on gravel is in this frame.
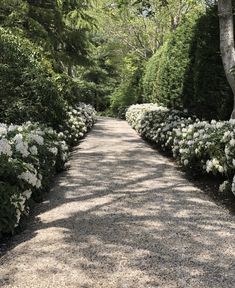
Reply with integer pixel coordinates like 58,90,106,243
139,139,235,215
0,117,235,287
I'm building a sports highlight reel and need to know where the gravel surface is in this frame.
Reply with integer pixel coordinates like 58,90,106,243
0,117,235,288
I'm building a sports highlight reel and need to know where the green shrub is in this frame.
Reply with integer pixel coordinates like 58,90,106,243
143,14,198,109
0,122,68,233
182,6,233,120
126,104,235,198
110,66,144,117
0,103,96,234
0,28,66,129
142,49,163,103
143,6,234,120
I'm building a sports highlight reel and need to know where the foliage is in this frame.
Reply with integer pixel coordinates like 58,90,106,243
0,1,99,234
0,122,68,233
91,1,204,115
75,42,119,112
142,47,164,102
110,64,144,117
63,103,97,146
142,13,199,108
143,4,234,120
0,28,67,129
0,103,96,234
0,0,95,71
126,103,235,198
0,0,99,114
182,5,234,120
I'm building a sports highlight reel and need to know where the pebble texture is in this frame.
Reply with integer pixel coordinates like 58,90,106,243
0,117,235,288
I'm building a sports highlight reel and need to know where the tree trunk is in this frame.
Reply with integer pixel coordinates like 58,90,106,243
218,0,235,118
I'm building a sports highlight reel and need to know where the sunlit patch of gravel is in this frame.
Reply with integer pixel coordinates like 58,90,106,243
0,117,235,288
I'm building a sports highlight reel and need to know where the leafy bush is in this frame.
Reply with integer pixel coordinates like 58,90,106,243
126,103,166,131
142,5,234,120
110,66,144,117
0,122,67,233
142,49,163,103
182,5,234,120
62,103,97,146
0,103,96,234
126,104,235,198
0,28,67,129
142,14,198,109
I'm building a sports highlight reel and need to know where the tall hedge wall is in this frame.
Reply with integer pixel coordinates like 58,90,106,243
110,66,144,117
183,6,233,120
143,14,198,109
143,6,234,120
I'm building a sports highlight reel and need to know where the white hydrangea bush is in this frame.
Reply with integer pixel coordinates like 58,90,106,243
77,103,97,129
126,103,162,131
62,103,97,145
0,103,96,233
126,104,235,198
0,122,69,233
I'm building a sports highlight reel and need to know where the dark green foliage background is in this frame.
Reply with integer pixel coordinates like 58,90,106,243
143,6,234,120
0,29,67,129
183,6,233,120
110,66,144,118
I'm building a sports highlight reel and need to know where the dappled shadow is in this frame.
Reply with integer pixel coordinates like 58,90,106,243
0,117,235,288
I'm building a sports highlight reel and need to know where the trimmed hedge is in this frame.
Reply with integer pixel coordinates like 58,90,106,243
143,6,234,120
143,14,198,109
126,104,235,198
183,6,233,120
0,103,96,234
110,66,144,118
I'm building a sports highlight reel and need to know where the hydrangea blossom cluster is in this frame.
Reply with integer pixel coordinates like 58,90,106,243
0,103,96,233
126,104,235,198
0,123,68,233
77,103,97,129
126,103,162,131
62,103,97,145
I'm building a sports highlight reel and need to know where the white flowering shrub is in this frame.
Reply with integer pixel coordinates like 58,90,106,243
173,120,235,194
126,104,235,198
126,103,162,131
0,122,68,233
0,103,96,234
77,103,97,129
62,103,97,145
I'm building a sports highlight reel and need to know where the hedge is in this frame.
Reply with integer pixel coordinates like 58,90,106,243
0,103,96,234
142,6,234,120
126,104,235,198
142,14,198,109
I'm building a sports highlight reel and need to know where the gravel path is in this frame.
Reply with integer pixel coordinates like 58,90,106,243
0,117,235,288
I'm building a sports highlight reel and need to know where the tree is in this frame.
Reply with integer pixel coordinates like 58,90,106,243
218,0,235,118
0,0,95,74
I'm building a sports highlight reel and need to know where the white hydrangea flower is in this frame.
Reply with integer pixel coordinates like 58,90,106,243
15,141,30,157
0,124,8,135
48,147,58,155
229,138,235,147
36,179,42,189
29,145,38,155
23,189,32,199
206,160,213,173
18,171,38,187
0,138,12,156
232,175,235,196
29,134,44,145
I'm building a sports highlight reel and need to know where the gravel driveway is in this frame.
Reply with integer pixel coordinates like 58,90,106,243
0,117,235,288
